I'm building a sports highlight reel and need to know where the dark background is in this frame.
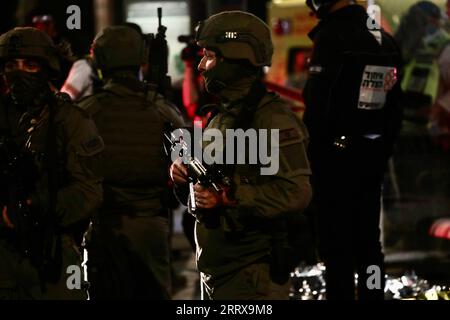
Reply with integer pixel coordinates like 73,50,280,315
0,0,270,57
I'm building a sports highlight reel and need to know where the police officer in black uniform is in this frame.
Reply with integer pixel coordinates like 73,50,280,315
303,0,403,300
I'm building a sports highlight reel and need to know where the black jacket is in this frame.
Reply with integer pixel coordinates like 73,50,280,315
303,5,403,163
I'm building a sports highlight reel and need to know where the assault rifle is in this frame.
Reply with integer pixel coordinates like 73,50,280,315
163,126,231,217
146,7,172,98
0,95,62,285
0,135,42,266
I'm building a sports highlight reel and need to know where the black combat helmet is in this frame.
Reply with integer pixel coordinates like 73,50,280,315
0,27,60,74
91,26,148,71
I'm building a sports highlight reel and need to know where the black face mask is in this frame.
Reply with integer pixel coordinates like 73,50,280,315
4,70,49,111
202,59,255,94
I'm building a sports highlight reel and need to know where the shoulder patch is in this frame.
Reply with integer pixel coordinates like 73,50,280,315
81,135,104,156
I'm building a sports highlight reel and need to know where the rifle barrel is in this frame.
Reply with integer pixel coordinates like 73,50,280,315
158,7,162,26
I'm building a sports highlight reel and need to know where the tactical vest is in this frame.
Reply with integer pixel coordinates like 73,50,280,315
201,83,311,280
83,82,167,213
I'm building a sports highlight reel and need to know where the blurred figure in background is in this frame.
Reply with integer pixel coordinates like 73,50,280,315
60,49,102,102
179,34,216,126
32,14,76,88
60,48,101,102
303,0,403,300
285,50,310,89
61,22,145,102
444,0,450,32
396,1,450,151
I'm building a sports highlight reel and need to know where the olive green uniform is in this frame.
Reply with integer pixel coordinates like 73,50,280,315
180,10,313,300
192,75,312,300
0,95,104,299
0,27,103,300
78,76,184,299
79,25,185,299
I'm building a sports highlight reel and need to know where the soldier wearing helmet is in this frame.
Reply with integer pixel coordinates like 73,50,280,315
303,0,403,300
77,26,184,299
170,11,312,300
0,27,104,299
